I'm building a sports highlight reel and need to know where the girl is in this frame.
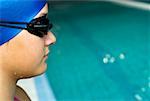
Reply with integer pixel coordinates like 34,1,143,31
0,0,56,100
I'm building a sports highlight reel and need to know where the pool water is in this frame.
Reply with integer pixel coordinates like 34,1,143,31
46,1,150,101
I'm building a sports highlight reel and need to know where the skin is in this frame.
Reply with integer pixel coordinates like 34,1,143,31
0,3,56,101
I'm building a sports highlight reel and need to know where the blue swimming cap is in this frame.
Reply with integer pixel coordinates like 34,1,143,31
0,0,47,45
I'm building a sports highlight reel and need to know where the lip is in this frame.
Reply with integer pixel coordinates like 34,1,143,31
43,55,48,59
43,50,50,57
44,55,48,58
44,53,49,58
43,53,48,60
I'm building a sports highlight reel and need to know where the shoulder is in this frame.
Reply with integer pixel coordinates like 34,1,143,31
15,85,31,101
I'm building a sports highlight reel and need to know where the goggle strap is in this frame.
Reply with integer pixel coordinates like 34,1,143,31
0,23,26,30
0,21,28,25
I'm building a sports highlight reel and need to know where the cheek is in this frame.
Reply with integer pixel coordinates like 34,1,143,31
7,32,45,73
21,38,44,69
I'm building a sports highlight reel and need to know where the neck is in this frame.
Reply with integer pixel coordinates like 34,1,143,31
0,69,17,101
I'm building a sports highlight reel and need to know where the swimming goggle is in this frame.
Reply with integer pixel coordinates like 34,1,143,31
0,14,52,38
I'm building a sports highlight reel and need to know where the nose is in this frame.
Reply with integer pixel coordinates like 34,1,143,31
44,31,56,46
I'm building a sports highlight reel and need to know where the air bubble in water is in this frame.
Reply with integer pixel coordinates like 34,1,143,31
119,53,125,60
134,94,142,101
109,57,115,63
103,57,108,64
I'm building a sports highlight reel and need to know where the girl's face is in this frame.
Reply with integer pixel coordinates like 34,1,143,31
1,4,56,78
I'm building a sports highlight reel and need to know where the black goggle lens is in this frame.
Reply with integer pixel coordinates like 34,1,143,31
27,15,53,37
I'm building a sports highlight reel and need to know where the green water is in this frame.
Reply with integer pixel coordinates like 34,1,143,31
46,1,150,101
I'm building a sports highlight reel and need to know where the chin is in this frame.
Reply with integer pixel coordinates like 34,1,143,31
22,63,48,79
33,63,48,76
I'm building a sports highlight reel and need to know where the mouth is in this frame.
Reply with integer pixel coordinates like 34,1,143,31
44,53,49,57
43,54,49,61
44,50,50,57
44,54,48,58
